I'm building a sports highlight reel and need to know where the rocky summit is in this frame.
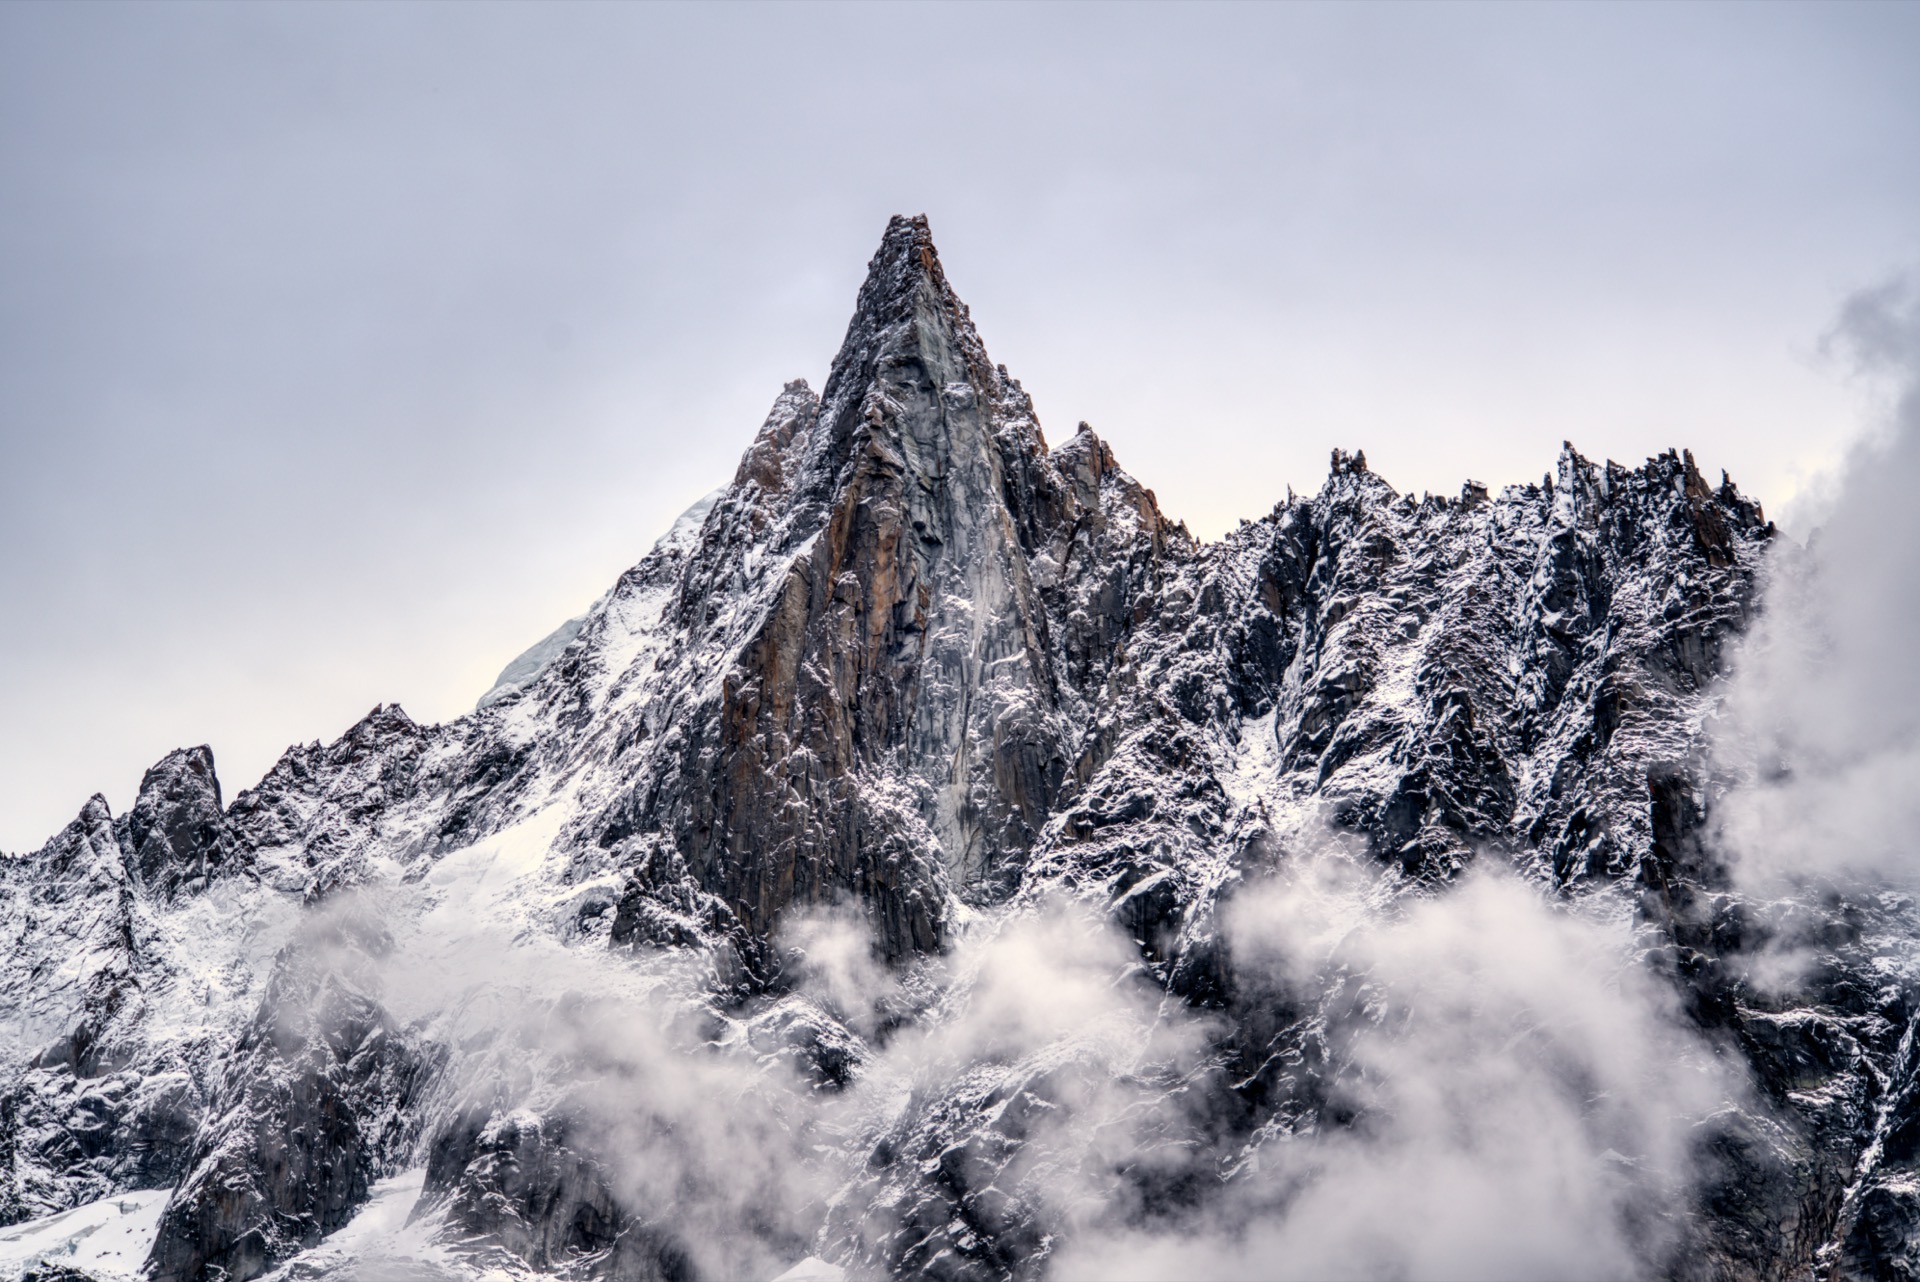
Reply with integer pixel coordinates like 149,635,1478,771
2,216,1915,1282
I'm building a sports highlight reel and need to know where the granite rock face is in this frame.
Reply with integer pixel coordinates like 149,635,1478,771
600,217,1172,970
0,216,1912,1281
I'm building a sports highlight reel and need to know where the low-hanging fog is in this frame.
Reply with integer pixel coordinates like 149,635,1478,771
1713,274,1920,895
279,824,1740,1281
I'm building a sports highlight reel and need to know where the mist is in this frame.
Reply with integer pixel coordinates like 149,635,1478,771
273,882,1224,1279
1713,274,1920,891
266,806,1752,1281
1051,848,1736,1281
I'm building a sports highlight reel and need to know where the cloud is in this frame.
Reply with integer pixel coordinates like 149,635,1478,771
1714,273,1920,889
266,819,1746,1280
807,899,1223,1277
342,891,1217,1281
362,841,1740,1281
279,888,841,1282
1055,854,1734,1281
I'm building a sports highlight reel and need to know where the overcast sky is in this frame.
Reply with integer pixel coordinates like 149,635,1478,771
2,1,1916,850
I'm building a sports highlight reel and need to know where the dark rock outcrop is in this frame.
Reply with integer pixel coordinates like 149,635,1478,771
418,1109,692,1282
117,746,231,898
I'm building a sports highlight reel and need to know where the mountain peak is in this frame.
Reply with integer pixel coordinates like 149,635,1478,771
880,212,938,270
819,215,994,421
870,213,946,298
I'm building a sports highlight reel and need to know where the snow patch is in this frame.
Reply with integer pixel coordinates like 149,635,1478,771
256,1169,469,1281
0,1188,170,1281
477,614,588,710
1220,709,1282,812
476,488,721,711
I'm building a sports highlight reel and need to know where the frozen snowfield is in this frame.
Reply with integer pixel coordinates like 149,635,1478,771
0,1188,168,1281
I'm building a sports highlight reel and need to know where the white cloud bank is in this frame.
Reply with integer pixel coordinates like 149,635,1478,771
1054,853,1733,1281
1714,275,1920,890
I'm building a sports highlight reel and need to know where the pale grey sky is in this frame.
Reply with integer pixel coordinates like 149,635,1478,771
3,1,1916,850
